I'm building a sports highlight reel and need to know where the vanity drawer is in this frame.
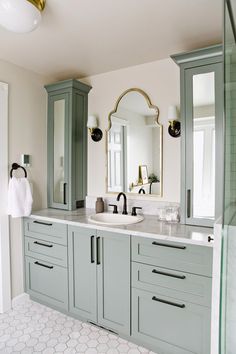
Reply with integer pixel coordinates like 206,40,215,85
131,236,213,277
132,288,211,354
25,237,67,267
132,262,212,307
25,256,68,310
24,218,67,246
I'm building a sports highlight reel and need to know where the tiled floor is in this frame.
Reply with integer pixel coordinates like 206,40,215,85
0,299,156,354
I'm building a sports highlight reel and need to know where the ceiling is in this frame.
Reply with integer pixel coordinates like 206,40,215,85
0,0,222,79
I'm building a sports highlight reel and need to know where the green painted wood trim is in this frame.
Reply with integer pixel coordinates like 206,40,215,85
184,62,223,227
45,79,92,94
171,44,223,66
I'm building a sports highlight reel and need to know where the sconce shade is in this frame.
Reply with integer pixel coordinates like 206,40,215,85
0,0,45,33
87,115,98,129
168,105,179,120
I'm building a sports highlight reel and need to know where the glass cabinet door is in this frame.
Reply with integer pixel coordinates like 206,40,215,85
48,93,69,209
185,62,223,226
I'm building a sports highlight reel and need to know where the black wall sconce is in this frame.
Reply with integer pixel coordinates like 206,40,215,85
168,105,181,138
87,115,103,142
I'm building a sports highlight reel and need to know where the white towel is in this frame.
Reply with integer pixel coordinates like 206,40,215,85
7,177,33,218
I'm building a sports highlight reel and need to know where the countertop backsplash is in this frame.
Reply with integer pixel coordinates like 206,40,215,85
86,195,180,218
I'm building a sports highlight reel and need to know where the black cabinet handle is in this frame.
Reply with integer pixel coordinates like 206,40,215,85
33,220,53,226
34,261,53,269
91,236,95,263
34,241,53,248
187,189,191,218
96,237,100,265
152,269,186,280
152,241,186,250
63,183,67,205
152,296,185,309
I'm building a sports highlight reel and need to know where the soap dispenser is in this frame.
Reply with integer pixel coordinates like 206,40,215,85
96,197,104,213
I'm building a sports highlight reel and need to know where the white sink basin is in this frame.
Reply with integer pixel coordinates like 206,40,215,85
88,213,144,226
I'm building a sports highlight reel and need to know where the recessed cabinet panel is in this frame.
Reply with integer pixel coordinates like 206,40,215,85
132,288,211,354
68,226,97,322
97,230,130,335
25,256,68,311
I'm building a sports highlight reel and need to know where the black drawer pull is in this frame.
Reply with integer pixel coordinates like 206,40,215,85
33,220,53,226
34,261,53,269
91,236,95,264
96,237,100,265
152,296,185,309
34,241,53,248
152,241,186,250
152,269,186,279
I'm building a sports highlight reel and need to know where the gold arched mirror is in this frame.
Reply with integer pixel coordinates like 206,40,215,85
106,88,163,196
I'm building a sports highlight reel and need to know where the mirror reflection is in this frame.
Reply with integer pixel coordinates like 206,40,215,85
53,99,65,204
193,72,215,219
107,89,162,196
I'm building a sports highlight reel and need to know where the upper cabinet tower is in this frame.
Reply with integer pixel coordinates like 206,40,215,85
172,45,223,227
45,79,92,211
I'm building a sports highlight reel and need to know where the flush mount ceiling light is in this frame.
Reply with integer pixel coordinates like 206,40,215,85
0,0,46,33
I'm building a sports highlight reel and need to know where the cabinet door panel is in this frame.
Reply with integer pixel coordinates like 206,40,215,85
97,231,130,336
68,226,97,322
132,288,211,354
25,256,68,311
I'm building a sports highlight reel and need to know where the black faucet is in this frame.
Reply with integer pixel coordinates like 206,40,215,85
117,192,128,215
138,188,145,194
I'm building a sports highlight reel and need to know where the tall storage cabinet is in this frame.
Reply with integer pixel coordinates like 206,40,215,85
171,45,223,227
45,79,92,210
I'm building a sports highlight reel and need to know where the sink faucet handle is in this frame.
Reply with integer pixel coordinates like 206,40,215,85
109,204,118,214
131,207,142,216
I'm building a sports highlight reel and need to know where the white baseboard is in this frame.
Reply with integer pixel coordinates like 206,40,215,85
12,293,30,308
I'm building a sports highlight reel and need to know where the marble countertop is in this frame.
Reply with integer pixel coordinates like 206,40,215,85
30,208,214,247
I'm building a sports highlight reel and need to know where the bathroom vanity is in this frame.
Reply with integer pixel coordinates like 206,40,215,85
23,209,213,354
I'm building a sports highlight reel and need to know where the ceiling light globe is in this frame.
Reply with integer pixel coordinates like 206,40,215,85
0,0,42,33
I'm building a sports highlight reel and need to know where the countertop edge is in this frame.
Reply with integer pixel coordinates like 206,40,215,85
29,213,214,248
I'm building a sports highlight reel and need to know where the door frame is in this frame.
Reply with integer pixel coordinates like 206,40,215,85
0,82,11,312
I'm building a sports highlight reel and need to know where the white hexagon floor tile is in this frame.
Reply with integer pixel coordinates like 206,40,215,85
0,299,158,353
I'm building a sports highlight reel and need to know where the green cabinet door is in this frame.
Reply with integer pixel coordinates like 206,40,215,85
132,288,211,354
45,79,92,211
68,226,97,322
97,230,130,336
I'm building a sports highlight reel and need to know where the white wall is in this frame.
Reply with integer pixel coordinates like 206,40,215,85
81,57,180,202
0,59,49,298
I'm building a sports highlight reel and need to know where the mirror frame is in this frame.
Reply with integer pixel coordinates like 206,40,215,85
106,88,163,197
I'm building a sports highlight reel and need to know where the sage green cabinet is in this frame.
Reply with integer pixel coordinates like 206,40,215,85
171,45,223,227
45,79,92,211
68,226,130,336
131,235,212,354
25,256,68,311
97,230,130,335
68,226,97,322
132,288,211,354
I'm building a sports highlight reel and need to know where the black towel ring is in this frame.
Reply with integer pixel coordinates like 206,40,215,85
10,163,27,178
